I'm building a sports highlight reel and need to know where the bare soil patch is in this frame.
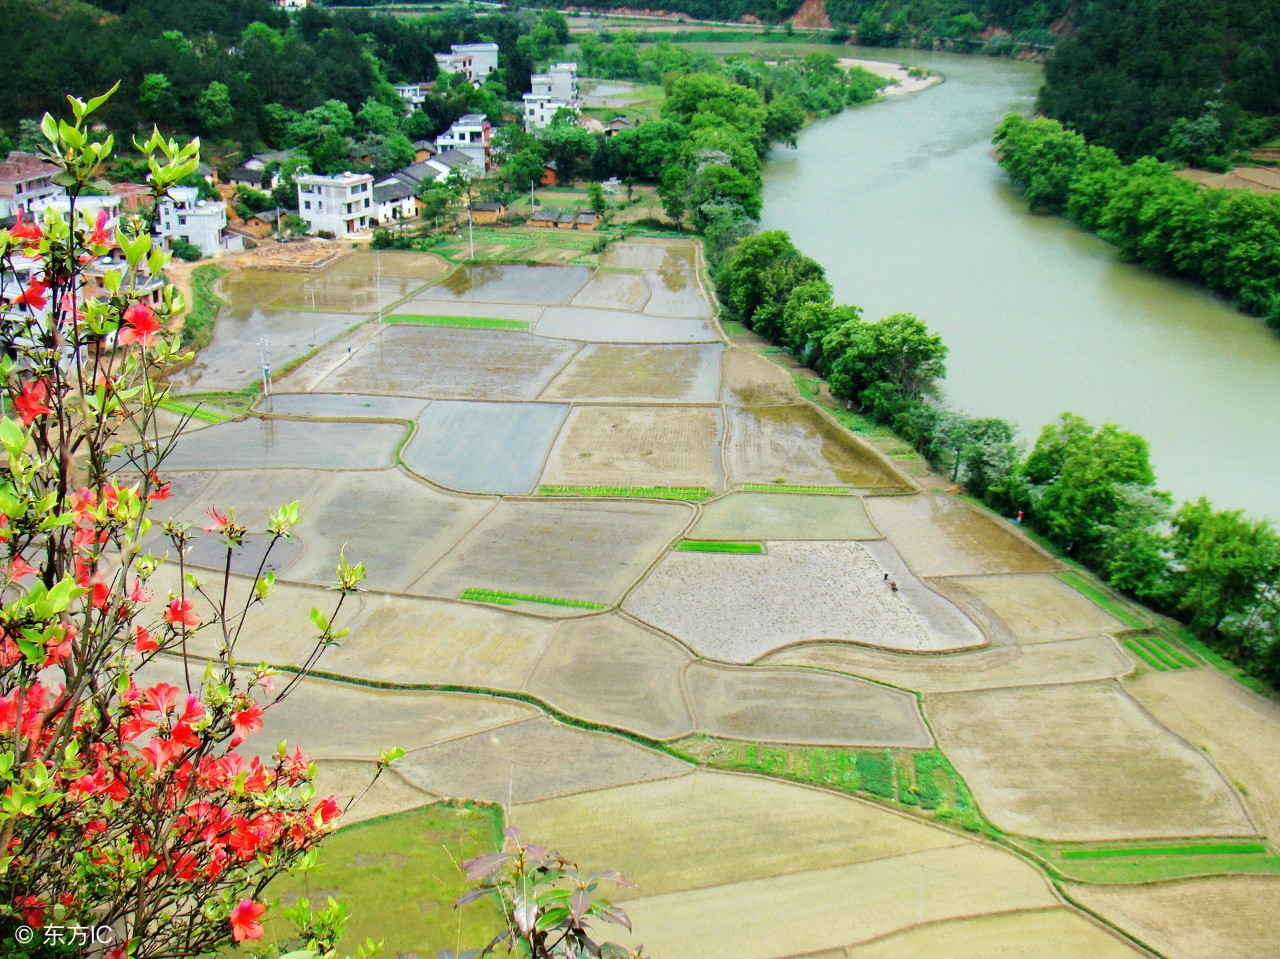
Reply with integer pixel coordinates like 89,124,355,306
1066,876,1280,959
719,350,800,406
1128,667,1280,840
318,325,579,399
865,493,1060,577
724,405,905,489
625,541,958,661
540,405,721,489
535,306,717,343
928,682,1255,841
950,573,1123,643
540,343,723,403
643,270,712,317
684,662,930,747
571,271,651,311
524,614,694,739
398,717,690,804
691,491,881,541
329,250,449,281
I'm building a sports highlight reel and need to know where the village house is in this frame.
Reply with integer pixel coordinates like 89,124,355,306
606,116,638,137
434,43,499,86
393,83,429,109
241,207,286,238
297,171,375,236
523,95,571,131
33,193,122,235
374,180,419,224
435,114,492,170
533,63,579,101
411,139,437,162
275,0,308,9
469,201,507,225
0,151,63,219
155,186,232,257
227,150,299,191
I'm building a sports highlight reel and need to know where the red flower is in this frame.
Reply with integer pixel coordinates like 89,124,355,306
87,208,112,248
140,736,177,773
229,900,265,942
119,302,160,347
13,276,48,311
229,702,264,747
133,625,159,654
9,211,43,247
147,470,171,501
165,598,199,628
13,380,53,426
312,796,341,828
143,683,180,716
203,507,231,534
5,556,36,581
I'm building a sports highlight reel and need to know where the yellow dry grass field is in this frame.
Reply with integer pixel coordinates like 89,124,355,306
683,662,931,747
927,682,1255,841
762,635,1131,693
1128,667,1280,840
513,771,962,901
327,595,558,689
691,491,882,541
318,326,580,399
719,350,800,406
1066,876,1280,959
413,498,692,606
524,614,695,740
540,405,722,489
396,717,691,804
865,493,1061,577
618,843,1060,959
539,343,723,403
624,541,950,661
840,908,1145,959
724,405,905,488
949,573,1123,643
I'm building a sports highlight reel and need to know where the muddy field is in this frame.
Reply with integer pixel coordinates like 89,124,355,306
599,240,698,271
949,573,1123,643
540,405,722,488
263,392,428,419
572,271,651,311
534,306,717,343
719,350,801,406
928,682,1255,841
724,405,905,488
318,325,579,399
643,271,713,318
865,494,1061,578
161,419,405,470
420,263,591,304
625,541,955,661
539,343,723,403
691,491,882,541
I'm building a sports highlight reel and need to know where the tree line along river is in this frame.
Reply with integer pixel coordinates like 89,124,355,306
754,47,1280,522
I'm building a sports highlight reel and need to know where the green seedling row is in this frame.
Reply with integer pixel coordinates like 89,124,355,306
675,540,764,554
459,588,607,610
536,485,713,501
1061,842,1269,860
740,483,854,495
383,314,530,331
1126,639,1170,671
1147,634,1197,667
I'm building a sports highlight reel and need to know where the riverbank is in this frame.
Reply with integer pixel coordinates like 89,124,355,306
838,57,942,95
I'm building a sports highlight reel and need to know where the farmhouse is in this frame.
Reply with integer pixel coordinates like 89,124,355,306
297,171,375,236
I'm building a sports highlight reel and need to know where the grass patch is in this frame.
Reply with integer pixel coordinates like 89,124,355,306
1056,569,1148,629
183,264,229,352
1124,632,1194,671
740,483,853,495
1015,835,1280,883
383,314,530,331
163,387,260,418
157,398,233,424
1125,639,1170,671
1061,842,1269,860
260,801,503,958
675,540,764,553
536,484,713,501
459,587,607,611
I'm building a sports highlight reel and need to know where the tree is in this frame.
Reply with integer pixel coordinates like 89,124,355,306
0,91,388,959
824,312,948,414
137,74,177,126
195,81,235,136
657,166,688,227
538,121,596,186
588,183,608,218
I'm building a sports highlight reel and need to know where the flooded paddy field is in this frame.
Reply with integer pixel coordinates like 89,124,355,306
262,392,429,420
643,270,713,317
600,240,698,271
420,263,591,304
572,271,651,311
402,400,570,494
535,306,717,343
162,418,404,470
540,343,723,403
720,349,799,406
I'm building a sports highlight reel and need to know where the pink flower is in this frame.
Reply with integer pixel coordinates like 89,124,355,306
229,702,264,747
118,302,160,347
165,598,199,628
229,900,265,942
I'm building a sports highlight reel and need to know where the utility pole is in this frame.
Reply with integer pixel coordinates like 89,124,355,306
468,204,475,260
258,336,272,398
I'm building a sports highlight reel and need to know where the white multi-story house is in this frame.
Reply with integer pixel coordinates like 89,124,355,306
156,186,229,257
522,95,571,131
532,63,578,101
297,172,376,236
393,83,428,109
434,42,499,85
435,114,492,170
32,194,122,236
0,152,64,219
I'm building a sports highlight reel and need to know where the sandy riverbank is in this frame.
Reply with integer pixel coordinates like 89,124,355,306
840,57,942,95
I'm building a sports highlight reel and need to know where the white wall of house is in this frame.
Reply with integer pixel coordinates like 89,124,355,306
297,172,376,236
523,95,570,131
531,63,578,102
156,186,229,257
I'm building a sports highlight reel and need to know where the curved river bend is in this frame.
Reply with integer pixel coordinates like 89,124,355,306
760,51,1280,521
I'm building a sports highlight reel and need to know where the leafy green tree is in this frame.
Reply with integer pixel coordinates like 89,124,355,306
825,312,948,411
356,97,401,137
138,73,177,125
657,166,689,227
196,80,235,135
538,120,596,185
765,95,806,149
589,182,608,217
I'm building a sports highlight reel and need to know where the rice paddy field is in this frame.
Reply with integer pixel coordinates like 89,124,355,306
162,239,1278,957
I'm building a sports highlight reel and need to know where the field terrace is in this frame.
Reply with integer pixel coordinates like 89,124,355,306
150,237,1279,958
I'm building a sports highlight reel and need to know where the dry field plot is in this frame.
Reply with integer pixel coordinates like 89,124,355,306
161,418,404,470
540,343,723,403
420,263,591,304
691,491,882,541
865,493,1060,578
329,595,557,689
719,350,800,406
514,771,960,900
1066,876,1280,959
949,573,1123,643
534,306,717,343
571,271,651,310
397,717,691,804
724,405,905,489
599,240,698,271
841,908,1144,959
282,273,418,313
625,541,952,661
268,321,384,394
318,325,578,399
329,250,449,281
524,615,694,739
643,270,712,318
540,405,721,489
620,843,1059,959
1129,667,1280,840
402,401,569,494
763,635,1131,693
215,270,305,308
414,498,691,606
683,662,930,747
928,682,1255,841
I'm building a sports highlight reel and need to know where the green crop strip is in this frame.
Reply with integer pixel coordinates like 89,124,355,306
675,540,764,554
183,264,229,352
459,588,607,610
382,314,530,331
1061,842,1269,860
1126,639,1170,671
740,483,853,495
536,484,713,501
1056,569,1148,629
157,399,233,423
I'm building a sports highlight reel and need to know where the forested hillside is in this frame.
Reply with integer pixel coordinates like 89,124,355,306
1039,0,1280,161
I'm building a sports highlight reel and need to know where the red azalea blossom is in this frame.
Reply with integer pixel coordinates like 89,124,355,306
6,556,36,581
9,210,43,247
147,470,171,500
119,301,160,347
13,380,53,426
203,506,231,534
230,702,264,747
13,276,48,311
87,208,112,247
133,625,159,654
165,598,199,628
229,899,265,942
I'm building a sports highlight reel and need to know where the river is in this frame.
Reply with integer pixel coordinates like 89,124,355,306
756,49,1280,521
